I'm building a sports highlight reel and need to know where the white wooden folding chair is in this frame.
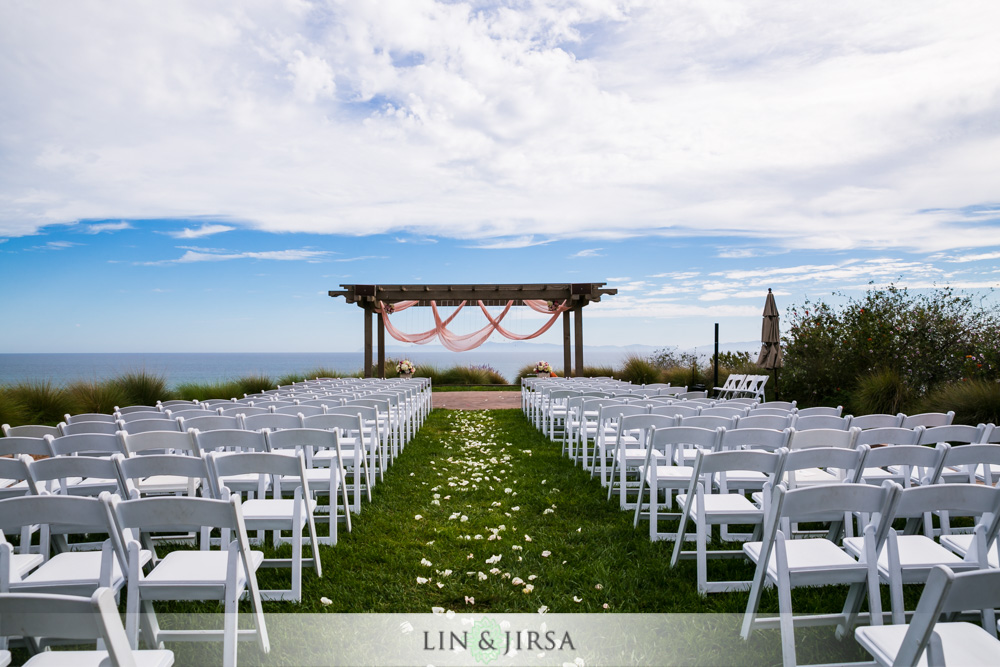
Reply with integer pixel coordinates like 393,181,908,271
843,483,1000,624
264,428,350,544
855,564,1000,667
207,451,322,602
0,587,174,666
302,413,372,513
0,493,145,604
670,447,786,594
589,404,648,485
107,494,269,667
606,414,676,507
632,426,723,540
741,482,901,667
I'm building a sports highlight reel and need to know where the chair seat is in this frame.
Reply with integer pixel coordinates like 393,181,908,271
652,465,695,479
138,475,201,495
19,549,151,593
843,535,966,579
855,622,1000,667
242,498,316,529
8,553,44,581
142,549,264,597
940,534,1000,567
281,469,341,491
784,468,843,485
677,492,761,516
24,650,174,666
745,539,862,582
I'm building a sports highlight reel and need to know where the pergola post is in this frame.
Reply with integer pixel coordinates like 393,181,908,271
377,313,386,379
363,306,373,378
574,303,584,376
562,310,572,377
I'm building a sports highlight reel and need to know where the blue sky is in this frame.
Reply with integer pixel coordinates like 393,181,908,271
2,1,999,354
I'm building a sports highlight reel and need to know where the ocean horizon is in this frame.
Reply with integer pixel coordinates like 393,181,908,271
0,350,637,387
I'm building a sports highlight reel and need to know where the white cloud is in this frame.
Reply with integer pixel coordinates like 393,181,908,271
939,250,1000,263
1,2,999,253
166,224,236,239
140,247,331,265
84,221,132,234
466,236,549,249
571,248,603,258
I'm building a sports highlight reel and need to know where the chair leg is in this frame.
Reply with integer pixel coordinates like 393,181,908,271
774,532,797,667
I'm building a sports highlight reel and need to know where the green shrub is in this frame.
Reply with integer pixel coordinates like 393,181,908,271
783,284,1000,408
276,372,307,387
234,374,275,396
618,354,662,385
0,387,26,428
174,380,245,402
918,380,1000,426
580,365,616,378
115,369,171,407
7,380,73,425
66,379,129,415
437,365,508,385
660,366,691,388
850,368,911,415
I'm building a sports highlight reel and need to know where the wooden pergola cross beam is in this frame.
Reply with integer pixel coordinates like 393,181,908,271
328,283,617,379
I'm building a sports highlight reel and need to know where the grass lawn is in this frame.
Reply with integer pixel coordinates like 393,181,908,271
151,409,879,665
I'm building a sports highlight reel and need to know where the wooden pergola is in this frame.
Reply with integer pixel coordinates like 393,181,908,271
328,283,617,378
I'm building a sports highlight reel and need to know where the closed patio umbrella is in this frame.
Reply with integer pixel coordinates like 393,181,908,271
756,288,783,398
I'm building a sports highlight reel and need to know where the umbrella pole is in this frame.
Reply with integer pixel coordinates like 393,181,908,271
773,368,778,401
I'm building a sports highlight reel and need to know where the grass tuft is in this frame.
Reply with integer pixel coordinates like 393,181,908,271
66,379,129,415
919,379,1000,426
115,369,171,407
6,380,73,425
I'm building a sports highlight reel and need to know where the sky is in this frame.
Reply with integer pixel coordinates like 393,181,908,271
1,1,999,354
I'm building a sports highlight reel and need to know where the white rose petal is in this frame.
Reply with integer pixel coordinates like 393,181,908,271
523,584,534,594
436,582,445,589
421,558,433,567
595,584,603,590
538,605,549,614
528,575,537,581
416,577,429,584
574,596,583,603
320,596,333,606
512,577,524,585
541,551,551,557
431,606,445,614
414,515,423,520
478,572,488,581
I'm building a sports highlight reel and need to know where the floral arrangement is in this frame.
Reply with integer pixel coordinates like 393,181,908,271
396,359,416,375
533,361,552,374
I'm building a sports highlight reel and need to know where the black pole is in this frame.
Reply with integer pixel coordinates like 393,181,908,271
713,323,719,396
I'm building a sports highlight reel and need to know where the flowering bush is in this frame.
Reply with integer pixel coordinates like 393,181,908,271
533,361,552,374
396,359,416,375
782,284,1000,409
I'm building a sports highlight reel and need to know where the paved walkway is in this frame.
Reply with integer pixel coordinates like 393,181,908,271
432,390,521,410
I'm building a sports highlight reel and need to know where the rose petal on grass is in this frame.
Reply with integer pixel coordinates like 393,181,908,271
538,605,549,614
523,584,534,594
320,597,332,606
573,596,583,603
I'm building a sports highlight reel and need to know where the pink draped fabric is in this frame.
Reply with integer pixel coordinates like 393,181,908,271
377,299,569,352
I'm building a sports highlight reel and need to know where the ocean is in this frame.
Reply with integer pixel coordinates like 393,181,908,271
0,350,632,388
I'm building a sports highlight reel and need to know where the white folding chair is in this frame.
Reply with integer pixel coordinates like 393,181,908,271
670,447,786,594
207,451,322,602
264,428,350,544
107,495,269,666
843,483,1000,624
301,413,373,512
741,482,901,667
850,413,904,430
632,426,723,540
0,587,174,666
855,565,1000,667
606,414,676,507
